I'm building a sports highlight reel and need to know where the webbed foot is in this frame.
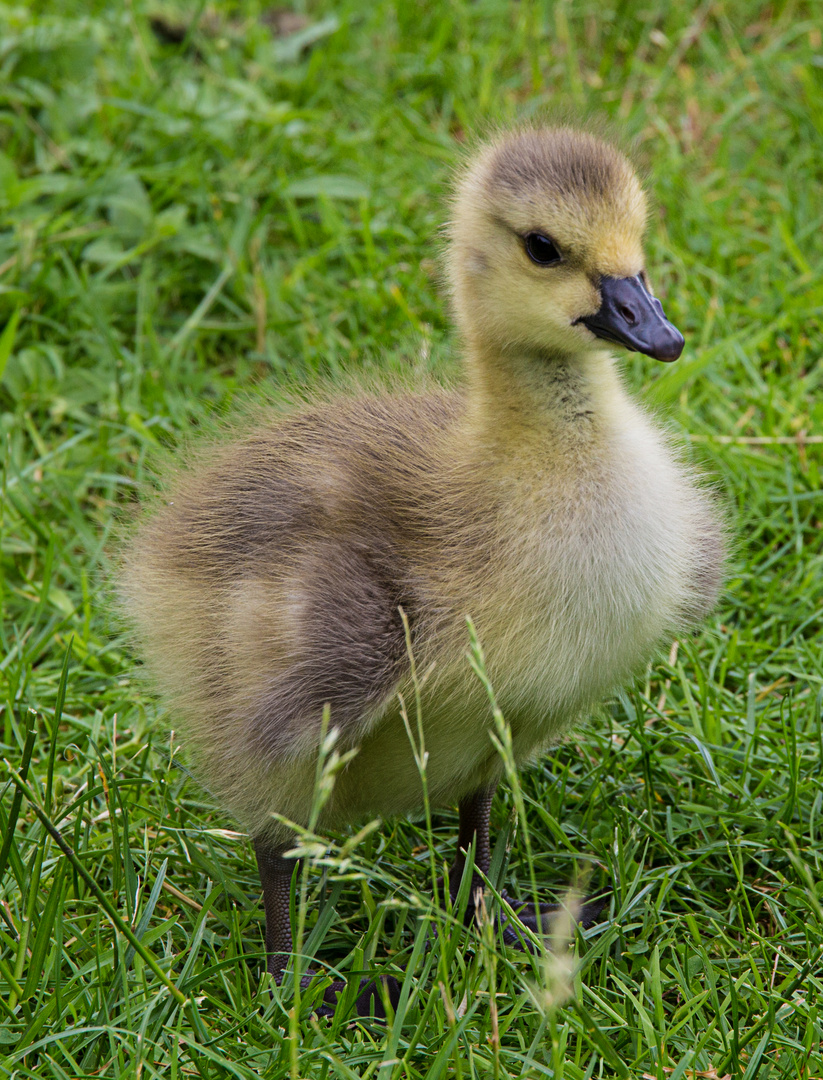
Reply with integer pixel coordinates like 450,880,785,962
271,967,402,1020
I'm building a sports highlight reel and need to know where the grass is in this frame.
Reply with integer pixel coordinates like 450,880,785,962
1,0,822,1076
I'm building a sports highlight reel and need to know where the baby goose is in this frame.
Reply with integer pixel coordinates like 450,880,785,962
121,126,723,1014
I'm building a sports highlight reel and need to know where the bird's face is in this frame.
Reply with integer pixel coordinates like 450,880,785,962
448,128,684,363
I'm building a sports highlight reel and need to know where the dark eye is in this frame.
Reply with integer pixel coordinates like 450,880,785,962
524,233,562,266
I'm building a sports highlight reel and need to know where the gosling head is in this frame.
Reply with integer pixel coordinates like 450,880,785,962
447,126,684,363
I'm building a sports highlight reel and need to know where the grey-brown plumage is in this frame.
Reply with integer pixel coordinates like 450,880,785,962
120,126,724,1014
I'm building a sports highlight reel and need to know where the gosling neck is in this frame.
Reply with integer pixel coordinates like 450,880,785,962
461,337,624,453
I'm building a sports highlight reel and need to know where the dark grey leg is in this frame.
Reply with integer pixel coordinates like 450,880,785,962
448,785,495,907
253,838,296,977
254,835,401,1018
446,787,608,946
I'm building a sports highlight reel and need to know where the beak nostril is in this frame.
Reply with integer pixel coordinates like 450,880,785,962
618,304,636,325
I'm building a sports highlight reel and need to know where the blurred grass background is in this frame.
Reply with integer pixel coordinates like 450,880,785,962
1,1,822,1077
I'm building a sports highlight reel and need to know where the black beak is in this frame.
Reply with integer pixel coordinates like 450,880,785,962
578,275,684,362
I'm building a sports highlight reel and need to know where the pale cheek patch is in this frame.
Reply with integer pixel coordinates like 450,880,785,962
466,247,490,275
556,277,601,321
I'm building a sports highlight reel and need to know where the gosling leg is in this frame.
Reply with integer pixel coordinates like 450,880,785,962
253,836,400,1018
448,787,608,946
448,785,495,908
254,838,296,977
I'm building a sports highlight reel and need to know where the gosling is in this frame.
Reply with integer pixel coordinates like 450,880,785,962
120,126,723,1016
